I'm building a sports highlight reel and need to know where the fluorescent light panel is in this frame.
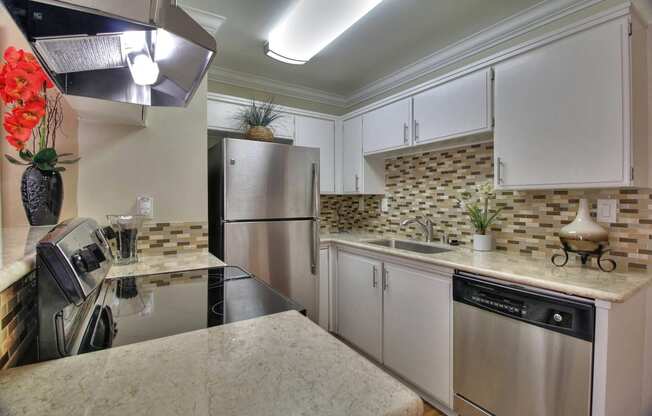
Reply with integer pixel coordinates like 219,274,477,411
266,0,383,64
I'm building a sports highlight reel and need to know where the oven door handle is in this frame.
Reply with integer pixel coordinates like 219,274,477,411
89,306,115,350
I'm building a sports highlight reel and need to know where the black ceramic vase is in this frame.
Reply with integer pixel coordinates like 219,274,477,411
20,165,63,226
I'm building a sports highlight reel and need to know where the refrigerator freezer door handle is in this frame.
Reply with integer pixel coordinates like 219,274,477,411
312,162,320,218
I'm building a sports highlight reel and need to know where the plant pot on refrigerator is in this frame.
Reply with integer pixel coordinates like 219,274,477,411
21,165,63,226
473,234,495,251
244,126,274,142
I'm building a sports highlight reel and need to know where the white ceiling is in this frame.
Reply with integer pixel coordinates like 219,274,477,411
186,0,547,97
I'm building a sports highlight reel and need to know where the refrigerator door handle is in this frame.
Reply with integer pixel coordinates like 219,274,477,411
311,219,319,275
311,162,320,275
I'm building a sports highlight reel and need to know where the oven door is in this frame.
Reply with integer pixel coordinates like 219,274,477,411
78,305,115,354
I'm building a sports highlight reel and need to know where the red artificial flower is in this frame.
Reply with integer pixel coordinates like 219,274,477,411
5,135,27,151
4,111,33,141
13,97,46,128
0,64,10,103
4,67,41,102
3,47,23,68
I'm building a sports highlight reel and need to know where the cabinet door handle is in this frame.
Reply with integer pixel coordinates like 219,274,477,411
383,269,389,291
414,120,420,142
497,157,504,184
354,174,359,192
372,266,378,288
403,122,409,144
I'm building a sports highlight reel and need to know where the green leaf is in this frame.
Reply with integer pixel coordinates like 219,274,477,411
58,157,81,164
35,162,54,171
33,148,57,164
19,150,33,162
4,154,31,166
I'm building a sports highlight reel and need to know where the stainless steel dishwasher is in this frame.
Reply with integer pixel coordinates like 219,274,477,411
453,271,595,416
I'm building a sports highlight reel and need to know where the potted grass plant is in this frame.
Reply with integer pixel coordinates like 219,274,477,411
457,181,503,251
236,98,283,142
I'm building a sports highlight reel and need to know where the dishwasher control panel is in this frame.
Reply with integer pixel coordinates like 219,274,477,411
453,271,595,341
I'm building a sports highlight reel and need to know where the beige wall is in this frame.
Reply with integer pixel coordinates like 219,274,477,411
207,80,344,115
0,7,78,227
77,79,208,223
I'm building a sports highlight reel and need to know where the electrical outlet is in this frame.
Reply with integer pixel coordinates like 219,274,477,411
137,196,154,217
596,199,617,223
381,197,389,213
358,197,365,211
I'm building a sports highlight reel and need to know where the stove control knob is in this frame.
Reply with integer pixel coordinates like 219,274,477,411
71,246,101,274
553,313,563,323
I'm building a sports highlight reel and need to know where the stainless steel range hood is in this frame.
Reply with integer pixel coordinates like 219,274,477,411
1,0,217,107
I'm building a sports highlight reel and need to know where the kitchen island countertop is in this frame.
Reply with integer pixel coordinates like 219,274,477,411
0,311,423,416
321,233,652,303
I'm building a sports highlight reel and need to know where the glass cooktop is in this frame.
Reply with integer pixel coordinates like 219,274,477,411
103,266,305,348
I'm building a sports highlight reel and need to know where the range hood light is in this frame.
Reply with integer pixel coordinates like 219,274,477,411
266,0,383,64
128,54,160,86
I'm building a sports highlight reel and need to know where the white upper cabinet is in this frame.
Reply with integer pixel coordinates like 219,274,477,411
363,98,411,155
269,114,295,139
207,100,241,131
207,99,295,139
413,69,493,145
342,117,363,193
295,116,336,193
342,116,385,194
494,17,633,189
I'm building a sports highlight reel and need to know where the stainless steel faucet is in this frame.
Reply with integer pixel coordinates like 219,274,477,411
400,217,434,243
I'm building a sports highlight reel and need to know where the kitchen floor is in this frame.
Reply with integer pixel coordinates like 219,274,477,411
424,402,444,416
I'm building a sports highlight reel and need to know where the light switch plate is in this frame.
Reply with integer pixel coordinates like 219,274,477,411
358,197,365,211
137,196,154,217
596,199,617,223
381,197,389,213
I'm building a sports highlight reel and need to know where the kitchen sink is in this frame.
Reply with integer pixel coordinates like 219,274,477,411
365,239,451,254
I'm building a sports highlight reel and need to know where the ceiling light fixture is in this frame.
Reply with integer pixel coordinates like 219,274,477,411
265,0,383,65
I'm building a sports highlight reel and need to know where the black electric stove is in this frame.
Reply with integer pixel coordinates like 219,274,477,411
101,266,305,348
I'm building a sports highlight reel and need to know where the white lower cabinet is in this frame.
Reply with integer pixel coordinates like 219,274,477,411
336,249,452,407
336,251,383,361
382,262,451,406
318,248,330,330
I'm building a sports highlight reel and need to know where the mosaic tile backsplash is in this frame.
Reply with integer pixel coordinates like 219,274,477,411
0,272,36,369
321,142,652,271
137,221,209,256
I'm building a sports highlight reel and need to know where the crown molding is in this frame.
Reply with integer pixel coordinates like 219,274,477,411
201,0,618,109
180,4,226,37
207,66,348,107
345,0,605,106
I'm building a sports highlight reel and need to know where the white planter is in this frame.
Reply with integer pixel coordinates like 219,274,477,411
473,234,495,251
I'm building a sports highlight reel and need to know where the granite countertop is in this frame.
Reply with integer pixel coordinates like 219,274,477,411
0,226,53,293
106,252,226,279
0,222,225,291
321,233,652,303
0,311,423,416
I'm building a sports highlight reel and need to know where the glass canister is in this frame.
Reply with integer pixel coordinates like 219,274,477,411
106,215,146,265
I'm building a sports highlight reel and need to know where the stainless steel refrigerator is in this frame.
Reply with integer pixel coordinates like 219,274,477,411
208,138,320,320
